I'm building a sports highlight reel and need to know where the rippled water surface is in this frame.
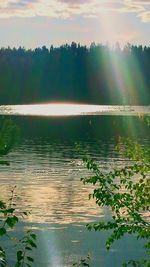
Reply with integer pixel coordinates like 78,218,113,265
0,105,149,267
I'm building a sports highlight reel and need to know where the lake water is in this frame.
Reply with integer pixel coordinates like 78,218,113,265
0,104,149,267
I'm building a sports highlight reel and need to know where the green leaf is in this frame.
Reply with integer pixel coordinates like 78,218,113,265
27,256,34,262
0,228,6,236
30,234,36,240
25,246,32,251
17,250,23,261
23,212,28,216
6,208,15,214
6,216,18,228
0,201,6,209
28,240,37,248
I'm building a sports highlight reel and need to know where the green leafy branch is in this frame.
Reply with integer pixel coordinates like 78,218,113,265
0,187,37,267
15,231,36,267
0,120,36,267
79,137,150,266
0,120,20,157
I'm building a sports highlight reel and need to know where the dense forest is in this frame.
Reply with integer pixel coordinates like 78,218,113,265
0,43,150,105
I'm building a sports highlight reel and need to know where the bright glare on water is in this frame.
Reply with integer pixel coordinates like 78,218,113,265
0,103,150,116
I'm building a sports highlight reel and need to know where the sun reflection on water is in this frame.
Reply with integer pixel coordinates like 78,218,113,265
0,103,149,116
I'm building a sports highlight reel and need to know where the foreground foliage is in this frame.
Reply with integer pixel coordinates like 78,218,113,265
0,120,36,267
0,188,36,267
79,134,150,266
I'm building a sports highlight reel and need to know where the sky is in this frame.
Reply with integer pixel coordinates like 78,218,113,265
0,0,150,48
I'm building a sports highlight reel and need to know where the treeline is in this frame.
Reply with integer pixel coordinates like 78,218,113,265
0,43,150,105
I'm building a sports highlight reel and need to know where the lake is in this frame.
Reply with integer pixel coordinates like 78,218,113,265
0,104,149,267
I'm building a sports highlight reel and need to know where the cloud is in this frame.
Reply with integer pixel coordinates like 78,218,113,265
58,0,91,4
138,10,150,22
122,0,150,21
120,1,145,13
0,0,150,21
131,0,150,4
0,0,126,18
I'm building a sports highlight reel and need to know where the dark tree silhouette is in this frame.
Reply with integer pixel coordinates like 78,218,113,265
0,43,150,105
